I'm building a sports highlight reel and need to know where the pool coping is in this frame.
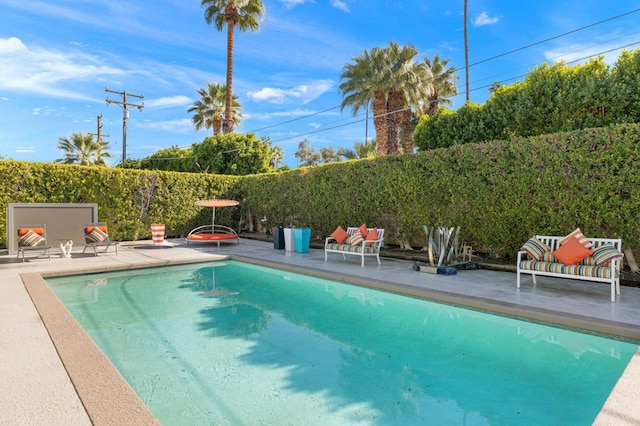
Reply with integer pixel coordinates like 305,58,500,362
20,253,640,425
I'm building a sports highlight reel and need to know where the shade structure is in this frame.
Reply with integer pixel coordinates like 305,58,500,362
195,199,239,226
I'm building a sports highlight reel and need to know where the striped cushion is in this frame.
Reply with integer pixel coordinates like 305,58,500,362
347,230,364,246
519,260,611,279
560,228,593,249
520,237,549,261
19,229,45,247
86,227,108,243
326,243,378,254
591,245,623,266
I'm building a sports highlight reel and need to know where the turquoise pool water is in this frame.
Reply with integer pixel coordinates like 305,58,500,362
48,260,638,425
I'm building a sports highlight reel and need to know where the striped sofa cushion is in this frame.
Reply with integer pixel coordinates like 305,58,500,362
519,260,611,279
18,229,45,247
326,243,378,254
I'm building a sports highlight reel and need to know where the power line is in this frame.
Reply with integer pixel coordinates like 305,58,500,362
129,9,640,162
105,87,144,162
468,7,640,68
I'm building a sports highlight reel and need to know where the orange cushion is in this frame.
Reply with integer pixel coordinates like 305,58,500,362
187,233,238,241
85,226,108,234
18,227,44,236
560,228,593,249
366,227,378,246
358,223,368,239
552,236,594,265
330,226,349,244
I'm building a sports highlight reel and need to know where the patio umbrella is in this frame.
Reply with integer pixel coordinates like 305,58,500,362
195,199,239,227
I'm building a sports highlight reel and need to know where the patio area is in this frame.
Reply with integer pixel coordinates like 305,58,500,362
1,237,639,425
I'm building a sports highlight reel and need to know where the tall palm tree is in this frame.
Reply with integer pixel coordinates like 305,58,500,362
188,82,242,135
202,0,264,134
422,54,459,117
383,42,430,154
464,0,470,101
340,47,389,156
340,42,429,156
55,133,112,166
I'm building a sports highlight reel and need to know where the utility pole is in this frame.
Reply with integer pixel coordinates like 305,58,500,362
105,87,144,162
89,114,109,142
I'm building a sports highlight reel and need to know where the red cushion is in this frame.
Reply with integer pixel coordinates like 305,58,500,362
551,236,594,265
366,227,378,246
330,226,349,244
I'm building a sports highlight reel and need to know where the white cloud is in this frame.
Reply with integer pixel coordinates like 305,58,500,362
0,36,125,100
544,42,627,65
144,95,192,109
308,122,321,129
247,80,333,104
279,0,308,8
16,146,36,153
332,0,350,13
136,118,193,132
474,12,499,27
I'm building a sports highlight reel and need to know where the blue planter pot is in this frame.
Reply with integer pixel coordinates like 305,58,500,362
294,227,311,253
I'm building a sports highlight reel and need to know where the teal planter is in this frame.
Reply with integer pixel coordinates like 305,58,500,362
294,227,311,253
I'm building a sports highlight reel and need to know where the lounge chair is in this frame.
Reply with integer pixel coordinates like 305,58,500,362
186,225,239,247
82,222,119,255
16,224,52,262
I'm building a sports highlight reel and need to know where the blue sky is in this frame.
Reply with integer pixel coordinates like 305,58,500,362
1,1,639,168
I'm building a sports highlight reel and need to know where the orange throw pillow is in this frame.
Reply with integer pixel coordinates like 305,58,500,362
551,236,594,265
358,223,368,239
365,227,378,246
330,226,349,244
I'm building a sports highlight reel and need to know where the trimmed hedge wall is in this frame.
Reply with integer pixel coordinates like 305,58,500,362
0,162,240,243
240,123,640,257
2,123,639,259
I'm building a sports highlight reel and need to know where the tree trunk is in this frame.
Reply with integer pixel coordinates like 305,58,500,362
372,92,388,156
387,89,405,155
464,0,470,102
425,91,439,117
224,15,236,133
401,108,414,153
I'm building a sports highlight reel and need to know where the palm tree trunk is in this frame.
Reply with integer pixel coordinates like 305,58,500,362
387,89,405,155
372,92,388,156
224,18,236,133
401,109,414,153
426,91,439,117
464,0,470,102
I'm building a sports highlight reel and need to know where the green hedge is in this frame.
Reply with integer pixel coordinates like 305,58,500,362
240,123,640,257
2,123,639,259
415,50,640,150
0,162,240,243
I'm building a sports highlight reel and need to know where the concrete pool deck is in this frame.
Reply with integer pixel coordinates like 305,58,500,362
1,237,639,425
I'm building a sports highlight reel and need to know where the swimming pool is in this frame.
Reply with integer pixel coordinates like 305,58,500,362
48,260,638,425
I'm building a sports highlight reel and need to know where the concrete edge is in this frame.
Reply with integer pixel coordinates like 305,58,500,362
21,272,160,426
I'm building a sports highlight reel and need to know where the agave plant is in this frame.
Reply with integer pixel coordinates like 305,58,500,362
423,225,461,267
